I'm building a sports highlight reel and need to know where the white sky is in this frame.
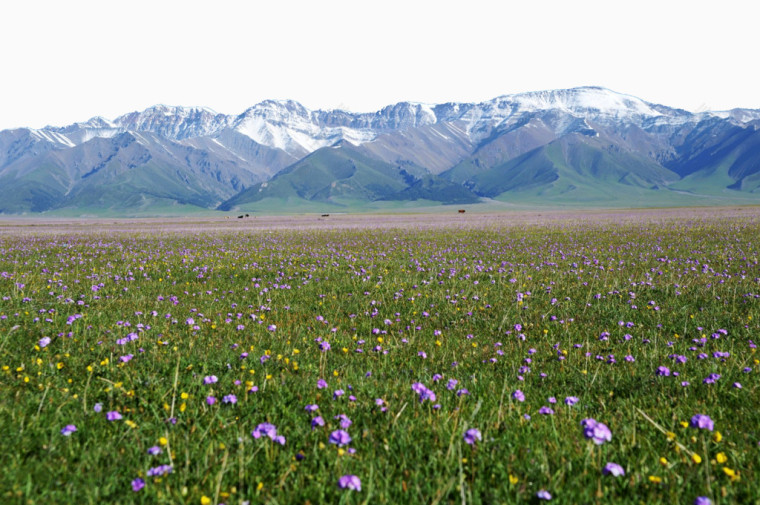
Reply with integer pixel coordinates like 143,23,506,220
0,0,757,130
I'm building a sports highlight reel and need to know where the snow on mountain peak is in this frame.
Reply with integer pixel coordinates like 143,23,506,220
113,105,231,140
498,87,661,118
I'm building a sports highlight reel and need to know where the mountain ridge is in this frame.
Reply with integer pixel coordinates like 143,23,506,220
3,87,760,215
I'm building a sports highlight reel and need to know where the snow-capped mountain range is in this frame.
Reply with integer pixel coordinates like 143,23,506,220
2,87,760,214
35,87,758,156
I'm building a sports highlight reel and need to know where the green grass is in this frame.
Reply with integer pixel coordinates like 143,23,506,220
1,216,759,504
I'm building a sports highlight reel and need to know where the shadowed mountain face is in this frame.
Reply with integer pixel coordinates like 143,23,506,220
2,87,760,214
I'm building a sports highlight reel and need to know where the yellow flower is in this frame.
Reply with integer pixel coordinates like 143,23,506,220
722,467,739,481
680,421,689,428
509,474,519,485
648,475,662,484
256,482,264,491
716,452,727,464
159,437,168,446
200,496,211,505
659,457,668,466
180,392,189,400
125,420,138,429
713,431,722,443
666,431,676,441
691,453,702,464
56,362,65,370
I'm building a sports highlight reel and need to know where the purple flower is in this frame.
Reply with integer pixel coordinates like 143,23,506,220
581,418,612,445
206,396,216,405
147,446,162,455
703,373,721,384
463,428,482,445
694,498,712,505
689,414,714,431
538,406,555,415
93,403,103,413
338,474,361,491
456,388,470,397
336,414,352,429
305,404,319,412
564,396,579,406
252,422,278,440
603,462,625,477
656,366,671,376
146,465,173,477
131,477,145,492
317,379,328,389
329,429,352,446
512,390,525,402
39,337,52,348
412,383,437,403
311,416,325,429
60,424,77,436
447,379,458,390
106,411,122,421
333,389,344,399
537,489,552,500
203,375,218,385
222,394,237,404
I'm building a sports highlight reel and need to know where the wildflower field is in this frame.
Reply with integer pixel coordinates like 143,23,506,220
1,210,759,504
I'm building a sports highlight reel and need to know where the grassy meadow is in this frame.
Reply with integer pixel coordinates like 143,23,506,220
1,211,759,504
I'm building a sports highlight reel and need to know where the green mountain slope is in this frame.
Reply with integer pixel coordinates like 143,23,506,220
445,134,682,204
220,142,469,211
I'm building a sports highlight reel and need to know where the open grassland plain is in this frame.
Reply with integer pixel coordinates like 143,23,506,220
1,208,759,504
